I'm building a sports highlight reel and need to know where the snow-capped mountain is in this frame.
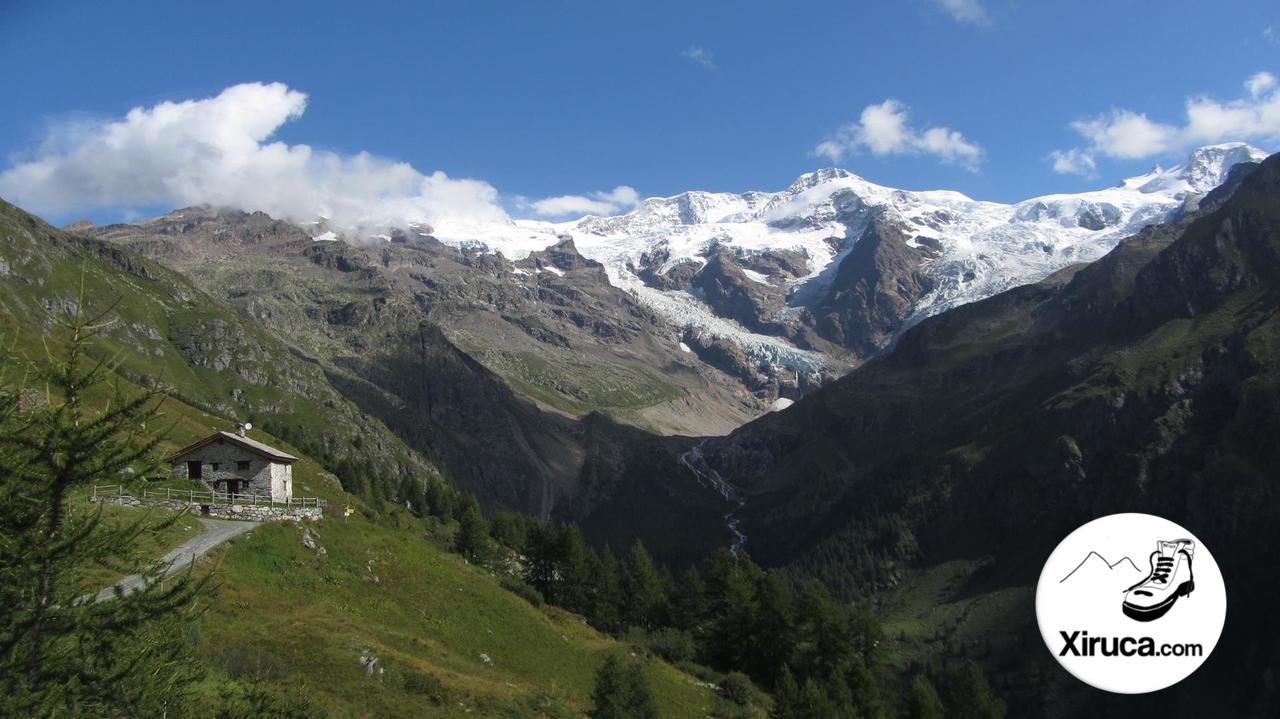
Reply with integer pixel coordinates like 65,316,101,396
425,143,1268,377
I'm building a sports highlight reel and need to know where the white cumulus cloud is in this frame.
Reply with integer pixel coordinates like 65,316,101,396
1246,70,1277,99
0,82,510,238
814,99,984,171
1069,111,1177,160
1047,148,1098,177
935,0,990,25
526,186,640,217
682,45,715,70
1050,71,1280,173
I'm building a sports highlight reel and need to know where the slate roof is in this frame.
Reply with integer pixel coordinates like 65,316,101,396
167,431,299,464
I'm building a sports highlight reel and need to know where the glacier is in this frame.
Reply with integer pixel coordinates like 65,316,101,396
416,143,1268,374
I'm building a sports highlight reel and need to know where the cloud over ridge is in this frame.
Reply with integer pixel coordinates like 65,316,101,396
525,186,640,217
1051,71,1280,175
0,82,510,237
815,99,984,171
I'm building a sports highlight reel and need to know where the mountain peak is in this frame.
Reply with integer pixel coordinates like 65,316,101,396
784,167,858,194
1180,142,1268,193
1126,142,1268,195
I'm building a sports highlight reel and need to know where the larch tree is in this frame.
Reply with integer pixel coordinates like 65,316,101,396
0,281,206,717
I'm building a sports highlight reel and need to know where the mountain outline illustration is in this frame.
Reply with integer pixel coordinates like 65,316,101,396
1059,551,1144,584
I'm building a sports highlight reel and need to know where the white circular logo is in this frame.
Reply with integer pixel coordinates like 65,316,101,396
1036,513,1226,694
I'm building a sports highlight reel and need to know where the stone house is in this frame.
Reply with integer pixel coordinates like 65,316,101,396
169,426,297,500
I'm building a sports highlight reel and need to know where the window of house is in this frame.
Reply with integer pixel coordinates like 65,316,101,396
237,460,251,471
211,463,220,470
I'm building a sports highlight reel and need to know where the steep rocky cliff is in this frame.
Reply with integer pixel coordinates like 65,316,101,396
698,154,1280,716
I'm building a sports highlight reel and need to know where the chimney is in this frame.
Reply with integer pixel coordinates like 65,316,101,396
236,422,249,437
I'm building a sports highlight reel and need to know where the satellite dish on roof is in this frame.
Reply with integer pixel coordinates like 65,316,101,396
244,422,252,431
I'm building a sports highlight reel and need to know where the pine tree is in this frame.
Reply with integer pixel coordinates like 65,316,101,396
849,598,883,657
0,285,205,716
770,667,840,719
941,660,1007,719
771,668,803,718
489,511,529,553
397,475,423,515
454,498,490,565
746,571,796,686
902,674,945,719
593,545,624,631
792,579,854,682
829,656,886,719
623,540,665,630
335,458,367,498
425,478,454,520
522,521,561,603
589,655,658,719
703,548,758,672
672,566,708,633
557,525,594,615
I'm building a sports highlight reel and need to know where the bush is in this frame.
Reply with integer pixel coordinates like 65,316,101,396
646,628,696,663
401,669,449,704
719,672,753,706
589,655,657,719
500,576,544,607
215,679,329,719
207,645,290,681
673,661,719,684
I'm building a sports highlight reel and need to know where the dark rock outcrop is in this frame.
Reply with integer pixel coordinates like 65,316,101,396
808,212,938,355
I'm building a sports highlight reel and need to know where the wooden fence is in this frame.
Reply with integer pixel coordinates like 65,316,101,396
91,484,326,509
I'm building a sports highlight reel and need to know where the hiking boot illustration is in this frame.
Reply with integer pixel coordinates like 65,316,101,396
1122,539,1195,622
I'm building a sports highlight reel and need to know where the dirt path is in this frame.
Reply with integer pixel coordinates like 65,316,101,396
95,517,256,602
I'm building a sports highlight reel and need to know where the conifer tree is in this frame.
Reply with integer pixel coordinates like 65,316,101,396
746,571,796,686
827,656,886,719
623,540,665,629
902,674,945,719
589,654,658,719
0,285,205,717
425,478,454,520
941,660,1007,719
521,521,561,602
770,667,838,719
488,512,529,552
593,545,624,631
792,579,854,681
672,566,708,632
454,498,490,564
703,548,756,671
557,525,595,615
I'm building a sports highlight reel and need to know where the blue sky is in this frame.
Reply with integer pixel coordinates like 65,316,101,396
1,0,1278,229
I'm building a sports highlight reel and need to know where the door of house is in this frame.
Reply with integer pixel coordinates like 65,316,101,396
187,460,202,480
227,479,242,497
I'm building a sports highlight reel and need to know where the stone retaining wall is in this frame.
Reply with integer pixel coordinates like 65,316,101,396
93,495,323,522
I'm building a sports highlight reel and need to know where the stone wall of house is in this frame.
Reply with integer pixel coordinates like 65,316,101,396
94,495,322,522
170,437,289,498
268,462,293,498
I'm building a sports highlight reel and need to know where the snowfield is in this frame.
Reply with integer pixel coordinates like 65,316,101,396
391,144,1267,373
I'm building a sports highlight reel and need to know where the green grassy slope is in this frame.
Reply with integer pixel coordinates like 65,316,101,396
0,198,443,500
194,516,755,718
2,197,763,717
